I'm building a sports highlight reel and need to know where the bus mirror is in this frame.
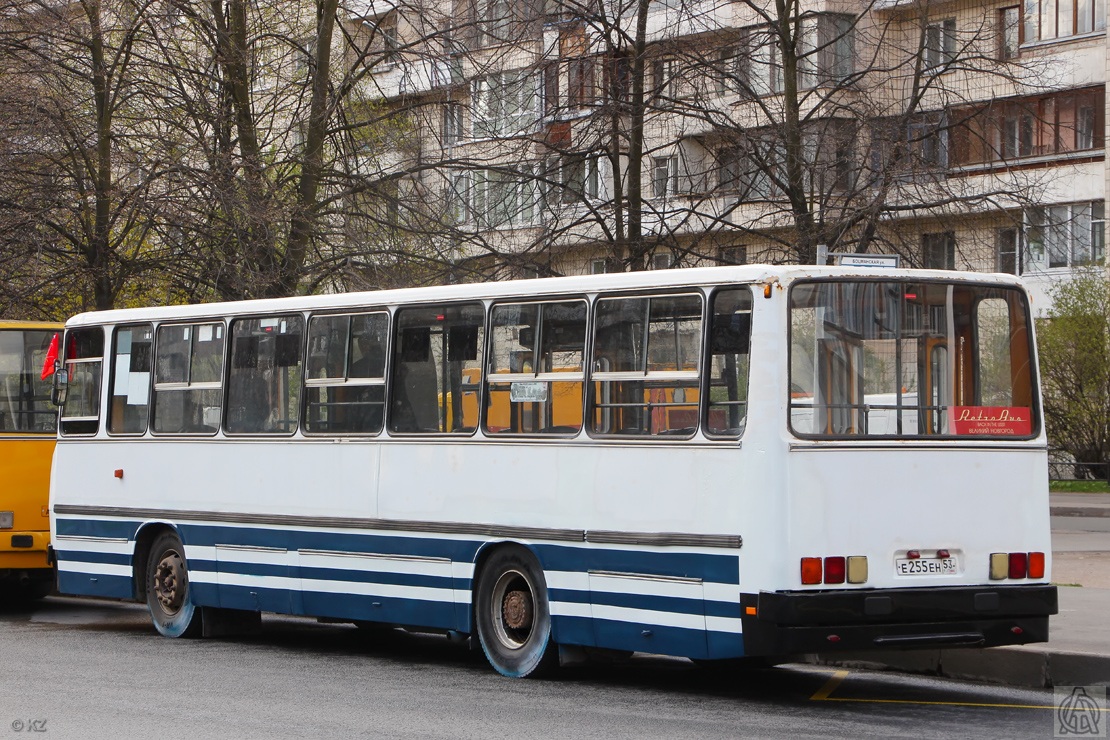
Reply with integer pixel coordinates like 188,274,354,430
51,367,68,407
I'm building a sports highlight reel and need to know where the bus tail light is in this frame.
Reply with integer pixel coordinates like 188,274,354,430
824,557,846,584
990,551,1044,579
801,557,822,584
801,556,868,585
1028,552,1046,579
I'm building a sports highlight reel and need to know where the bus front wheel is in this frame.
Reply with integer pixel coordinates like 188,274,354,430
144,531,201,638
474,547,557,678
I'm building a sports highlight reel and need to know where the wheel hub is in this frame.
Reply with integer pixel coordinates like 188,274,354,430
502,589,533,630
153,553,184,614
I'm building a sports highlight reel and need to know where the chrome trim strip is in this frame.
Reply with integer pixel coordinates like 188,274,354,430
214,543,287,554
54,534,129,544
53,504,744,549
588,570,703,585
299,548,451,564
586,531,742,549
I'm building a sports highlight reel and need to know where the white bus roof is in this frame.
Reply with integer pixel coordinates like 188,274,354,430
63,264,1028,328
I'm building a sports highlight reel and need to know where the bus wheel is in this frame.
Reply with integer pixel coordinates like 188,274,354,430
474,547,557,678
145,531,201,638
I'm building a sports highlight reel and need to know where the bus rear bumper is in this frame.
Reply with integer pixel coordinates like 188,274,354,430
740,584,1057,656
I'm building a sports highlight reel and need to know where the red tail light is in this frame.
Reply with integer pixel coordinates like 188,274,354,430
800,557,822,585
824,557,846,584
1028,552,1045,579
1008,552,1028,579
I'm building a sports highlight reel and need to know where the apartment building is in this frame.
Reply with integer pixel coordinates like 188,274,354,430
343,0,1104,310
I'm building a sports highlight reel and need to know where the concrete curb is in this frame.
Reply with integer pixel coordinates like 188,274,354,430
810,647,1110,689
1051,507,1110,518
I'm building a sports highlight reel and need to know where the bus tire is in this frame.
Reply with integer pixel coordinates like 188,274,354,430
145,531,201,638
474,546,557,678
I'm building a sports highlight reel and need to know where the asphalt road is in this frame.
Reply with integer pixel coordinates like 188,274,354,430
0,596,1077,740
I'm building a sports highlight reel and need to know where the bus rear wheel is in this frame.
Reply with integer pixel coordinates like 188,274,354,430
474,547,557,678
145,531,201,638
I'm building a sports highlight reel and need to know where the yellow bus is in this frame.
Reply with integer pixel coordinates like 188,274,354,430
1,321,60,599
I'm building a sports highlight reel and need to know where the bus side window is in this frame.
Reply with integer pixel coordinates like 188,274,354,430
60,328,105,436
108,324,153,435
304,312,388,435
152,323,225,435
485,300,586,435
590,294,702,437
706,288,752,437
226,316,303,435
390,303,484,434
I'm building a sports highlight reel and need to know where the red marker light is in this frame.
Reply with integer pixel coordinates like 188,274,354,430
906,550,921,559
936,549,950,559
824,556,846,584
1009,552,1028,579
905,293,917,300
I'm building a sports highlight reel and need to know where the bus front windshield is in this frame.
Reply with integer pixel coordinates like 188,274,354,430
789,280,1037,439
0,330,57,433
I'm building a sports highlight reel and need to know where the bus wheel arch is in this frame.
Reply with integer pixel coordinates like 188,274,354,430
472,542,557,678
140,527,201,638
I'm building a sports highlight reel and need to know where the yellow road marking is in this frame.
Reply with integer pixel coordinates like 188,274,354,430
809,670,849,701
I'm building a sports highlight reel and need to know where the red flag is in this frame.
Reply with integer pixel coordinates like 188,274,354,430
41,333,59,380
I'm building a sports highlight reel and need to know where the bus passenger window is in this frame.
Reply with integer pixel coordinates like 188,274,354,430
590,294,702,437
0,329,57,434
304,312,388,435
706,288,752,437
152,323,225,435
485,300,586,435
60,328,104,436
390,303,484,434
227,316,303,435
108,324,153,435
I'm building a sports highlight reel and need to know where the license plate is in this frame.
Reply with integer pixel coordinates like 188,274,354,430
895,557,958,576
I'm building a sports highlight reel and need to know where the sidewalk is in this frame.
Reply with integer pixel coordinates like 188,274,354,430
811,492,1110,688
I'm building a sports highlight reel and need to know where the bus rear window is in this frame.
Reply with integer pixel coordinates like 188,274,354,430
789,280,1036,439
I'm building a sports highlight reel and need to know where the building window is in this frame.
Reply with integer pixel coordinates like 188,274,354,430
997,227,1021,274
922,232,956,269
443,103,463,146
651,252,674,270
718,147,743,191
800,14,855,88
1025,202,1105,270
651,156,679,198
652,57,678,99
561,154,601,203
472,71,540,138
1000,6,1020,59
590,258,609,274
1023,0,1106,42
720,246,748,265
907,115,948,170
472,166,541,228
924,18,957,69
750,27,783,95
950,88,1105,166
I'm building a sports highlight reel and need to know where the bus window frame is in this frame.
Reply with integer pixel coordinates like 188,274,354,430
786,277,1041,442
302,309,390,437
59,327,105,437
388,300,487,437
702,285,754,441
586,289,706,441
107,322,154,437
224,313,306,437
151,320,227,437
0,327,59,435
483,295,589,438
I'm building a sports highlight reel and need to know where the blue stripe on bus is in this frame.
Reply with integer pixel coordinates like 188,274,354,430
55,518,740,586
188,558,458,591
557,616,711,660
56,570,132,600
55,550,132,567
536,543,740,585
56,518,139,540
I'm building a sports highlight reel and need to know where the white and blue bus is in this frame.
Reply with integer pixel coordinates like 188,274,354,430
49,265,1057,676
